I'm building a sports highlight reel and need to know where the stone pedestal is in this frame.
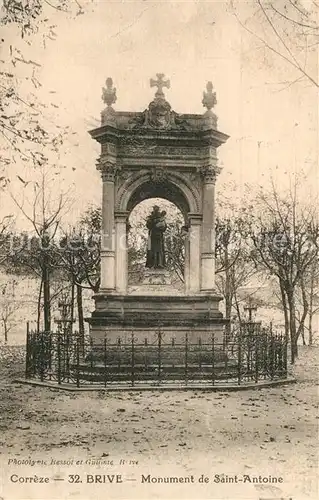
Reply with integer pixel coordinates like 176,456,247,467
88,292,227,345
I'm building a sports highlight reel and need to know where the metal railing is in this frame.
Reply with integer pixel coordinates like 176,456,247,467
25,325,288,388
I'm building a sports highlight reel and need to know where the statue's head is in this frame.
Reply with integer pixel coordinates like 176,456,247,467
152,205,160,213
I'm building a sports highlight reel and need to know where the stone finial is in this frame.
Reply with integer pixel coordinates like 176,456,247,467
202,81,217,112
150,73,170,99
102,77,117,107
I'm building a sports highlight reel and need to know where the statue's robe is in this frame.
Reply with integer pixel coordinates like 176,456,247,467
146,216,166,268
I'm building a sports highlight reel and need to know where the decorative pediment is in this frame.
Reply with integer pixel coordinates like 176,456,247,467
128,74,191,131
92,75,229,187
130,107,191,131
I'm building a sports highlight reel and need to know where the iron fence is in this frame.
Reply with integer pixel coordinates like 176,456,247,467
25,326,288,388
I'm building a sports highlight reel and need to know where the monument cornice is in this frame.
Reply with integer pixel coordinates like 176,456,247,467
90,125,229,151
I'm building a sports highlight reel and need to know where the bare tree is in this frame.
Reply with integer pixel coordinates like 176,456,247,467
56,207,101,338
0,279,19,342
0,215,14,265
249,178,318,362
296,256,319,344
215,215,258,334
231,0,319,88
1,0,84,35
9,170,72,332
0,0,83,182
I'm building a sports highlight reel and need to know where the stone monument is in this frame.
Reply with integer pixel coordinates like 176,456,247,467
88,74,229,343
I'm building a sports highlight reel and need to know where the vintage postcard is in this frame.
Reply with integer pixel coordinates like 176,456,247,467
0,1,318,499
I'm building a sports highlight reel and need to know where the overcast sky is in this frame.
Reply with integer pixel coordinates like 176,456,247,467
1,0,318,228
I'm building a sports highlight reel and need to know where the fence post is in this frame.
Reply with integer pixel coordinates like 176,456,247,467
211,332,215,386
275,334,279,373
171,337,175,370
57,334,61,385
48,332,52,376
224,330,228,375
237,329,242,385
158,327,162,384
185,332,188,385
76,336,80,388
144,337,148,371
90,337,94,370
117,337,121,371
254,329,259,383
65,334,70,383
25,322,30,379
104,337,107,388
40,331,45,382
131,331,135,387
270,333,275,380
284,333,288,377
198,337,202,372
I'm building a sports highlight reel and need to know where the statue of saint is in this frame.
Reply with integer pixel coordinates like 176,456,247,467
145,206,167,268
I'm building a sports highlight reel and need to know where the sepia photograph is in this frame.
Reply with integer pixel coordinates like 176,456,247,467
0,1,318,499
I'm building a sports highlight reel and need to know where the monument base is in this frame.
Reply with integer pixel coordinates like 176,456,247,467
87,292,228,345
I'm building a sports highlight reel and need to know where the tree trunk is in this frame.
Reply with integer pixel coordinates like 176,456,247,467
70,280,75,335
37,278,43,333
308,312,313,345
308,271,315,346
225,292,232,340
42,258,51,332
287,289,298,363
3,322,8,343
279,280,289,342
298,278,309,346
308,313,313,346
77,284,84,337
300,329,306,346
234,292,242,324
76,284,85,355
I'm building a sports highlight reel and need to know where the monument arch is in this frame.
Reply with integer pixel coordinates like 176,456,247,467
118,172,199,216
88,74,229,343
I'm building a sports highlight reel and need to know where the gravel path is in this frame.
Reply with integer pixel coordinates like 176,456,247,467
0,345,317,499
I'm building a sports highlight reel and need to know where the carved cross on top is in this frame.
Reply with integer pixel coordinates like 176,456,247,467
150,73,170,99
202,81,217,112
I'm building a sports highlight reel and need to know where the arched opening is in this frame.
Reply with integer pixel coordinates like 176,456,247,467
115,174,200,295
127,197,187,288
127,180,190,219
118,172,199,216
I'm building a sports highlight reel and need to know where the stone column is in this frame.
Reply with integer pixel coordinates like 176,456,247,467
188,214,202,294
201,167,217,292
115,211,129,294
100,169,116,291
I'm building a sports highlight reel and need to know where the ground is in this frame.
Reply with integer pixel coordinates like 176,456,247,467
0,345,318,500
